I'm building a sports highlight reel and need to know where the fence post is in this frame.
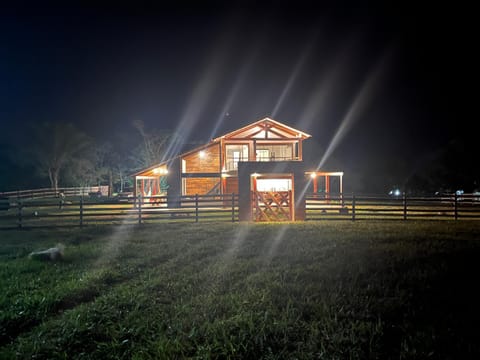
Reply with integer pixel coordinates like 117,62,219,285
195,194,199,223
231,193,235,222
17,200,23,229
138,195,143,225
352,194,356,222
403,192,407,220
80,197,84,227
454,192,458,220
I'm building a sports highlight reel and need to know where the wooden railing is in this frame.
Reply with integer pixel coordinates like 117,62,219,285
305,193,480,221
1,192,480,229
0,193,238,229
0,186,109,199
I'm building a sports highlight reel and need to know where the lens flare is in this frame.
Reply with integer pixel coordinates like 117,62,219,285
263,224,289,263
297,37,357,131
160,27,239,162
208,48,259,140
316,50,390,170
271,36,317,118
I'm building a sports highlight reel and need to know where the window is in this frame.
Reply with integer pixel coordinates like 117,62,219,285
226,145,248,170
256,149,269,161
255,144,294,161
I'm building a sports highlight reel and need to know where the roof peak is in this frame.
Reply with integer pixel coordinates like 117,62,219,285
214,117,311,141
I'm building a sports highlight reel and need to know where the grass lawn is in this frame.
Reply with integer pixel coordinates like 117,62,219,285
1,221,480,359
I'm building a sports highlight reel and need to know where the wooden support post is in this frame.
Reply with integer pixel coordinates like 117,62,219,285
80,197,84,227
454,192,458,220
352,194,356,222
340,174,344,206
222,177,227,195
403,192,407,220
325,175,330,202
231,193,235,222
138,195,142,225
195,194,199,223
17,201,23,229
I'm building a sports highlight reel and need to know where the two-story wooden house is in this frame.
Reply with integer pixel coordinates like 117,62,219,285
132,117,343,221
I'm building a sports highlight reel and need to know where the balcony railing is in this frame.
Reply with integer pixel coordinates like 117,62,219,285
225,156,300,171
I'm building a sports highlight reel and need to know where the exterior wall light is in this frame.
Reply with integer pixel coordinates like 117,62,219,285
153,168,168,175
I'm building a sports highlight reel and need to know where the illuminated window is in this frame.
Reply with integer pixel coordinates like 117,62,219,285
256,149,269,161
226,144,248,170
256,178,292,192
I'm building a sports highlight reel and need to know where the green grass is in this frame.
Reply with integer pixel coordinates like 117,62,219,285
1,221,480,359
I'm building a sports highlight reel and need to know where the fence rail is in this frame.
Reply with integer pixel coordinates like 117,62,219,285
0,194,238,229
305,193,480,221
0,186,109,199
1,192,480,229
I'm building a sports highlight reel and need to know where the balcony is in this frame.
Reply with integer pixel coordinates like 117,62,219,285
225,155,300,171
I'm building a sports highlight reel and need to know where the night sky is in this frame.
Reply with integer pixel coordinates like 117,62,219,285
0,1,477,192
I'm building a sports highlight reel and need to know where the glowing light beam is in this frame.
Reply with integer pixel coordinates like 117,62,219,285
297,37,357,132
271,36,317,118
208,47,259,140
316,49,392,170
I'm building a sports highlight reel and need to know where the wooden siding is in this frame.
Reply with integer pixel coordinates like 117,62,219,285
183,143,220,173
185,177,220,196
225,177,238,194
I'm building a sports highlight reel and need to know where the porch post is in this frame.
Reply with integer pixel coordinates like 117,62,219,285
340,174,344,206
325,175,330,203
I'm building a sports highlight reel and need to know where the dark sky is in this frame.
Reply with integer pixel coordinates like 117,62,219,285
0,1,476,190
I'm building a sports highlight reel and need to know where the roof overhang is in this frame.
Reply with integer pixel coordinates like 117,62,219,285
213,117,311,141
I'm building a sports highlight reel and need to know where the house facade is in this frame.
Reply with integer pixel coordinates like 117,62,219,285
133,117,343,221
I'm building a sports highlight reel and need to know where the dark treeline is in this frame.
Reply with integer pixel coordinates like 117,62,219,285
0,121,186,194
1,122,478,195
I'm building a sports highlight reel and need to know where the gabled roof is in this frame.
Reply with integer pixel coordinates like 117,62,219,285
133,117,311,177
213,117,311,141
131,141,220,177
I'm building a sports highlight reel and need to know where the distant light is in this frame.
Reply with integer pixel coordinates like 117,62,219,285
310,172,317,179
199,150,206,158
251,173,260,178
389,188,401,196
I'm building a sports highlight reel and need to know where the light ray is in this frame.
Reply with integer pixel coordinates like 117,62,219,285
160,23,239,162
297,37,357,132
263,224,289,264
295,49,392,202
316,50,391,170
271,36,317,118
208,45,260,140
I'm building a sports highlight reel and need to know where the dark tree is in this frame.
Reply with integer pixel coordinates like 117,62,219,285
24,122,91,192
131,119,182,170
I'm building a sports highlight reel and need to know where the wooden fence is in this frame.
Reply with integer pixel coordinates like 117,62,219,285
0,186,109,199
305,193,480,221
0,194,238,229
1,193,480,229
